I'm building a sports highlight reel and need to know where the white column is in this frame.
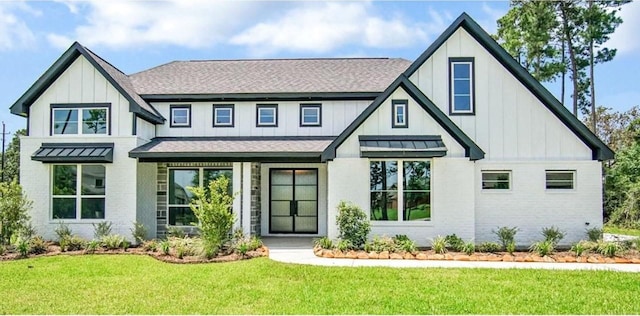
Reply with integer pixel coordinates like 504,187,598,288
232,162,242,232
241,162,252,236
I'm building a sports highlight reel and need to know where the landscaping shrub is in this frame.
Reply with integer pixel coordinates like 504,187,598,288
530,240,555,256
54,221,72,242
15,237,30,258
166,226,186,238
188,176,236,257
19,222,36,241
85,240,101,254
168,237,203,257
431,235,447,254
364,236,395,253
160,240,170,255
586,227,603,242
571,240,594,257
101,235,126,250
444,234,464,251
462,240,475,255
541,226,565,244
335,239,352,252
394,235,416,253
64,236,86,251
596,240,625,257
0,180,32,245
492,226,518,251
29,236,47,255
336,201,370,249
477,242,501,253
131,222,147,245
314,237,333,250
231,234,263,256
506,241,516,255
142,239,159,252
93,221,113,240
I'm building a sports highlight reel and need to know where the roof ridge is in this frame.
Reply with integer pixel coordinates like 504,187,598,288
179,57,405,62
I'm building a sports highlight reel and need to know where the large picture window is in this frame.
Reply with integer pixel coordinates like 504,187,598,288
52,105,109,135
52,165,106,220
168,168,233,226
370,160,431,221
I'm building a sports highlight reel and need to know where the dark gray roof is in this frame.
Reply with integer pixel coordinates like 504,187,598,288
129,137,335,161
130,58,411,95
32,143,114,163
359,135,447,158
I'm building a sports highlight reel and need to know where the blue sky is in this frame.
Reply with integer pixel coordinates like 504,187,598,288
1,0,639,138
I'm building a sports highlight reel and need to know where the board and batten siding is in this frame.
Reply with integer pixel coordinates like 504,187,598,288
27,55,133,138
409,28,592,161
335,86,467,158
152,100,371,137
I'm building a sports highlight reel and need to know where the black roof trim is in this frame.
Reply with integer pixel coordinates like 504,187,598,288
404,12,613,161
140,92,380,102
9,42,164,124
32,142,114,163
361,151,447,159
321,75,484,161
136,156,322,163
359,135,443,142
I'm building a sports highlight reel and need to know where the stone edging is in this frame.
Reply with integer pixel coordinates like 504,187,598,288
313,247,640,264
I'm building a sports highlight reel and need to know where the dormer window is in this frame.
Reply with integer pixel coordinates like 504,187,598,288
170,105,191,127
449,57,475,115
392,100,408,128
256,104,278,127
51,104,109,135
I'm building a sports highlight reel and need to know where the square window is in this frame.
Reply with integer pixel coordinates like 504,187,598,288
482,171,511,190
170,105,191,127
450,58,474,114
257,104,278,127
546,171,575,190
300,104,321,126
51,164,107,220
392,100,408,128
213,105,234,127
82,109,108,134
53,109,78,135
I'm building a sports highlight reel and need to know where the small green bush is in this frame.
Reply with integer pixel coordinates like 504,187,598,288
530,240,555,256
60,235,86,252
231,235,263,257
364,236,396,253
0,180,32,246
586,227,603,242
143,239,159,252
19,222,36,241
541,226,565,244
168,237,203,257
632,238,640,250
101,234,126,250
477,242,501,253
166,226,186,238
336,201,370,249
314,237,333,249
29,236,47,255
394,236,416,253
462,241,475,255
189,176,236,256
506,241,516,255
15,237,30,257
93,221,113,240
54,221,72,243
160,240,170,255
571,240,594,257
445,234,465,251
85,240,101,254
493,226,518,251
596,241,625,257
335,239,352,252
131,222,147,245
431,235,447,254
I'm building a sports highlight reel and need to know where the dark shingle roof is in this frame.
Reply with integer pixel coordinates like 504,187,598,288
130,58,411,95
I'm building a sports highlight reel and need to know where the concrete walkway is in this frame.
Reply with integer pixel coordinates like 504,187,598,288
263,237,640,273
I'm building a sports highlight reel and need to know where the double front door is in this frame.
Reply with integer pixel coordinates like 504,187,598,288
269,169,318,234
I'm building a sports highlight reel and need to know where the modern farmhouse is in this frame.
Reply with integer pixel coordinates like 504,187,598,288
10,13,613,246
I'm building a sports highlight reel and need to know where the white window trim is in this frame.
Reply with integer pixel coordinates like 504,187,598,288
167,167,233,227
301,106,321,126
50,164,106,222
393,103,407,127
481,170,512,192
545,170,576,191
170,107,191,127
214,107,233,126
369,159,432,223
52,107,109,136
450,61,474,114
257,106,277,126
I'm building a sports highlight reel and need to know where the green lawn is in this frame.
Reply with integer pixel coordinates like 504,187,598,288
1,255,640,314
604,225,640,237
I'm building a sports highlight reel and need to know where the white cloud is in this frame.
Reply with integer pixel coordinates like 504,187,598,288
230,2,443,56
608,0,640,56
47,0,266,50
0,2,36,51
479,2,506,34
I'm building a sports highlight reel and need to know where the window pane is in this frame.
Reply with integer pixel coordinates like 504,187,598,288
482,172,510,189
203,169,233,194
82,109,107,134
81,165,106,195
302,108,319,124
169,206,197,226
215,109,232,124
81,198,105,219
395,105,405,125
53,198,76,219
272,170,293,185
169,169,198,204
172,108,189,124
403,161,430,191
404,192,430,221
53,165,77,195
370,192,398,221
546,172,574,189
53,109,78,134
259,108,275,124
454,79,471,95
370,161,398,191
453,63,470,78
454,96,471,111
295,170,317,185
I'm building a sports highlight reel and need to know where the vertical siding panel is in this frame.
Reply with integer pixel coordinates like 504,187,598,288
81,58,95,102
516,90,532,158
67,58,82,103
502,75,518,159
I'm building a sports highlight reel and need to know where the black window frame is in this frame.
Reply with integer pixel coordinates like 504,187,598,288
212,104,235,128
256,104,278,127
449,57,475,115
50,103,112,136
170,104,192,128
299,103,322,127
391,99,408,128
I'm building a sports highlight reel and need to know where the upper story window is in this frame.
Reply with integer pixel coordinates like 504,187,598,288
481,171,511,190
392,100,408,128
300,104,321,127
51,104,109,135
449,57,475,115
546,171,575,190
170,105,191,127
256,104,278,127
213,104,234,127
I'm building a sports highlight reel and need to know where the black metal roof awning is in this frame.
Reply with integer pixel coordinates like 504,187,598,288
359,135,447,158
32,143,114,163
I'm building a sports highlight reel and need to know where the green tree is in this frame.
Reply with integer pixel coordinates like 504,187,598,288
583,105,640,152
1,129,26,183
605,137,640,227
0,180,32,245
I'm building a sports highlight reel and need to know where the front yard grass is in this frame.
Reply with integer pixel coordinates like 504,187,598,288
1,255,640,314
604,225,640,237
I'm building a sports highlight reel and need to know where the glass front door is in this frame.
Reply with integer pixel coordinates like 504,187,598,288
269,169,318,234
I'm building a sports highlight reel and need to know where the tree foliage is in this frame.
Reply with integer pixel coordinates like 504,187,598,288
0,180,32,245
1,129,26,183
583,105,640,152
605,140,640,227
